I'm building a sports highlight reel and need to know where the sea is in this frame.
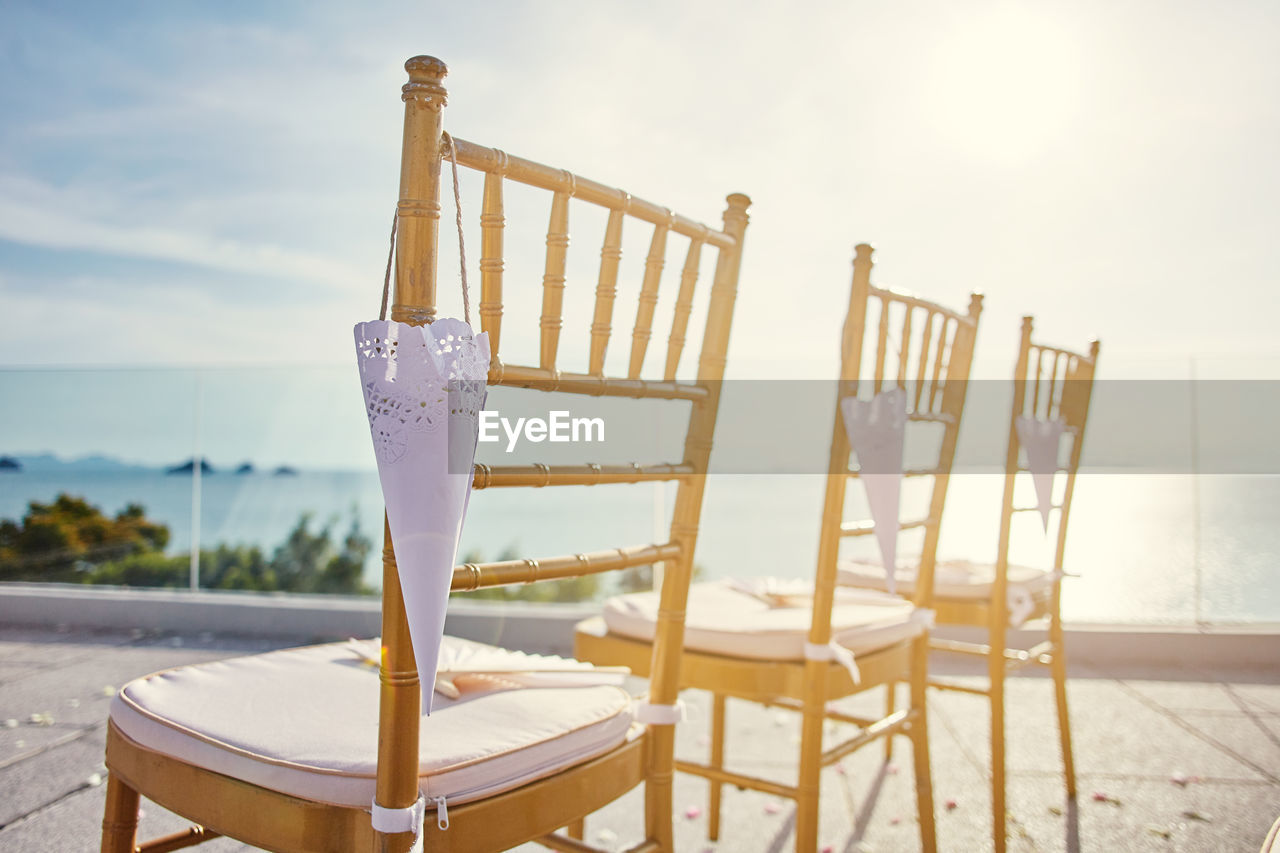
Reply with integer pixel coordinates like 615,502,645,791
2,467,1276,625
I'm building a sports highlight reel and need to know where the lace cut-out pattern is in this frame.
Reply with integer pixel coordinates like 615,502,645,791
355,318,491,464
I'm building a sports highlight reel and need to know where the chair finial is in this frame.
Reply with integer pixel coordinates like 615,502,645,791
968,292,986,317
403,55,449,108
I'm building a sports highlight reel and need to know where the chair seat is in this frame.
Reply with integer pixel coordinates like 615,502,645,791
602,579,930,662
109,637,635,809
838,558,1058,601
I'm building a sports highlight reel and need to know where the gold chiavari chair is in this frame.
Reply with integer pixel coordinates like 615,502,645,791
99,54,750,853
840,317,1099,853
575,244,983,853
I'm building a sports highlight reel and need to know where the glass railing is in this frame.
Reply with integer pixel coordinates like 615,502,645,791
2,361,1278,624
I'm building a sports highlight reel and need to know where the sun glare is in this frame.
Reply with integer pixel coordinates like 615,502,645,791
920,6,1083,163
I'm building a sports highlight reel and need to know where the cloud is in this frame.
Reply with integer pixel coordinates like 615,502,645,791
0,266,359,366
3,0,1280,378
0,174,366,290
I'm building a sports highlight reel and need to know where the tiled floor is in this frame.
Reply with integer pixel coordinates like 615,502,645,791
1,625,1276,852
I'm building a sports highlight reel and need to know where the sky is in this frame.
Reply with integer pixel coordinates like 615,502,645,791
1,0,1279,465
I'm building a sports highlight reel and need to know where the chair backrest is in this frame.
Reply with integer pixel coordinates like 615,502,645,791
995,317,1100,582
809,244,983,644
377,55,750,844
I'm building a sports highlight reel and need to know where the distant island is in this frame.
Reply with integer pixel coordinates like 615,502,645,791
6,453,154,474
165,458,215,475
2,452,320,476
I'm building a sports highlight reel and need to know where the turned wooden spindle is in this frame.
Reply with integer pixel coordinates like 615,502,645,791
938,293,983,423
914,310,936,411
392,55,448,326
479,159,506,358
376,516,421,853
840,243,875,390
628,214,671,378
1048,350,1065,417
874,299,891,395
898,304,914,387
588,208,625,375
664,236,704,380
540,188,572,370
928,316,951,411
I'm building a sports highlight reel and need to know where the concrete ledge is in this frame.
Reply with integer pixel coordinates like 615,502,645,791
2,583,1277,667
933,624,1280,669
0,583,592,655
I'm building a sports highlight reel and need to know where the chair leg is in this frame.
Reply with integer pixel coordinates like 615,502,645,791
1049,610,1077,799
100,772,139,853
989,628,1008,853
567,817,585,840
909,639,937,853
708,692,726,841
883,680,897,761
644,721,676,852
794,671,826,853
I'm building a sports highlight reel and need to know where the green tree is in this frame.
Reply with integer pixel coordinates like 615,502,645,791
265,511,373,595
203,544,275,591
0,494,374,595
0,494,169,582
270,513,331,592
614,562,705,594
617,564,653,593
313,513,372,594
84,514,373,595
81,551,185,588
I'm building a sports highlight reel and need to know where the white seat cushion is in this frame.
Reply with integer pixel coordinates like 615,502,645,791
110,637,635,808
838,558,1057,601
602,579,930,661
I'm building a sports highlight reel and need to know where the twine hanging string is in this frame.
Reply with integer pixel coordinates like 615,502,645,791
441,131,472,327
378,130,472,326
378,210,397,322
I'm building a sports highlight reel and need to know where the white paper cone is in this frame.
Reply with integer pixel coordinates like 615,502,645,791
355,318,490,713
840,388,907,594
1015,416,1065,531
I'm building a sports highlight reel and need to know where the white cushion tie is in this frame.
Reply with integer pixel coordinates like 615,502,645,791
803,641,861,685
634,700,686,725
1007,588,1035,629
370,793,428,852
1007,570,1065,628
